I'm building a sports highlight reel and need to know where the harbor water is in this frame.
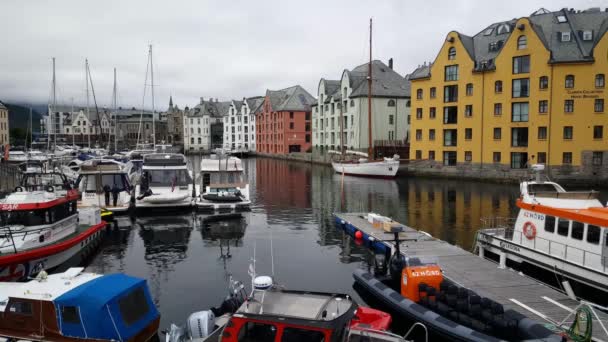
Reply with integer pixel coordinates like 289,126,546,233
83,156,607,330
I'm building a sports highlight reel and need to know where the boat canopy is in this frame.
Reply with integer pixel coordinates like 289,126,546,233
143,153,187,167
54,273,159,341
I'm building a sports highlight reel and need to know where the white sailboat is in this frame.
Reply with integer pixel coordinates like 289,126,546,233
331,19,400,178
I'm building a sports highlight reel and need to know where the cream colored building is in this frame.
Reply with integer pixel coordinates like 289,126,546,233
0,101,9,145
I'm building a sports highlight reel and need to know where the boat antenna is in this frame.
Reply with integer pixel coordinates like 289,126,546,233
248,240,257,294
270,228,275,279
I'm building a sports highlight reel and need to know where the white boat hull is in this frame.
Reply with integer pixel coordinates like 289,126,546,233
332,159,399,178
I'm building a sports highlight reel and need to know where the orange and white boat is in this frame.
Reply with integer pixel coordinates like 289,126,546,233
476,164,608,297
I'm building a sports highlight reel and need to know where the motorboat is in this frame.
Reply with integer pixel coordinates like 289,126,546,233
165,269,406,342
477,164,608,298
5,150,28,164
331,151,400,178
75,159,133,213
27,149,50,162
195,154,250,212
135,153,194,210
0,170,106,281
0,267,160,341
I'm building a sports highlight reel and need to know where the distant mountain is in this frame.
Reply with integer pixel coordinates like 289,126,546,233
3,103,43,132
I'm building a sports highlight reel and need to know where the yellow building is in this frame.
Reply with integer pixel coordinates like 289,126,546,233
410,8,608,181
0,101,8,146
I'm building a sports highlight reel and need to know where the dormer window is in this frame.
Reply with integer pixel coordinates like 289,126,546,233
497,24,511,35
483,28,494,36
448,47,456,60
582,30,593,41
561,31,571,42
517,35,527,50
556,15,567,23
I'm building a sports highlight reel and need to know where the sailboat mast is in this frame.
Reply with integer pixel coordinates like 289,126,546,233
367,18,373,159
52,57,57,152
71,98,75,147
340,91,344,155
113,68,118,152
86,59,91,149
149,45,156,148
27,107,32,152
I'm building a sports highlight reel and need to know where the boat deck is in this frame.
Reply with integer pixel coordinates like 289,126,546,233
335,212,608,342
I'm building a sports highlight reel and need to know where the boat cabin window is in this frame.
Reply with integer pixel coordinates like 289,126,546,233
237,322,277,342
528,183,559,193
544,216,555,233
101,174,129,191
118,287,150,326
6,300,32,315
22,173,68,191
587,225,600,244
281,327,326,342
61,306,80,324
557,218,570,236
571,221,584,240
202,173,211,189
145,170,192,187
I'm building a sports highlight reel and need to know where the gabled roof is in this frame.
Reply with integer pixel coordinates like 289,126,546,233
323,80,341,102
347,60,410,98
188,99,231,117
0,101,7,110
266,85,316,112
246,96,265,114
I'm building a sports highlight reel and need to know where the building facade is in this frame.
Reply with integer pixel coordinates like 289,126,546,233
0,101,8,145
256,85,315,154
312,60,411,152
223,97,263,152
410,8,608,181
166,96,184,147
184,98,229,152
42,105,113,146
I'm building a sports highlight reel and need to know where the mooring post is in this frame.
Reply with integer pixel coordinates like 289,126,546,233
498,251,507,269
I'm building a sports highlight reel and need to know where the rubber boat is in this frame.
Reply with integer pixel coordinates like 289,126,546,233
0,267,160,341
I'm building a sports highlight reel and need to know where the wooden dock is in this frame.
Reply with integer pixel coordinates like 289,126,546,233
335,212,608,342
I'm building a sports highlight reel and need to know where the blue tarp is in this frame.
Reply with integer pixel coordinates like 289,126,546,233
54,273,159,341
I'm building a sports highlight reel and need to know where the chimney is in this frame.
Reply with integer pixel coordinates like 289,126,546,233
388,58,393,70
215,98,219,102
200,97,204,105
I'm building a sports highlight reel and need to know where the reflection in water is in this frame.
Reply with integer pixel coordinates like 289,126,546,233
198,213,248,281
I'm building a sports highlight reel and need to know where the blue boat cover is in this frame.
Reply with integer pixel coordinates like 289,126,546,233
54,273,159,341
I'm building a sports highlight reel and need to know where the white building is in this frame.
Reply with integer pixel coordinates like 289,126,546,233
41,105,112,145
184,98,230,152
223,97,263,152
312,59,411,151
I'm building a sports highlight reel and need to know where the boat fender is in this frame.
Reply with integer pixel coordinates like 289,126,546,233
46,185,55,193
523,221,536,240
14,186,23,192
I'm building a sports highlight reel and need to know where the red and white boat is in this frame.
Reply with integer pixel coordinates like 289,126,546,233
0,170,106,281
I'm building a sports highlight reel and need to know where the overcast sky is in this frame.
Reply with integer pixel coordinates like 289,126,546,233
0,0,602,111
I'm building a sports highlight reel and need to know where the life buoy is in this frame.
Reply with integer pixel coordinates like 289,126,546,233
523,221,536,240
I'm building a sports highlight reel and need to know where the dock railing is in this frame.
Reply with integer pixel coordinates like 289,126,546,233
479,217,608,273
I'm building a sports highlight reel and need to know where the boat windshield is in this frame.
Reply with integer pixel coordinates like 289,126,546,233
1,210,46,226
144,169,192,187
76,174,130,193
210,171,243,184
21,173,68,191
528,183,560,193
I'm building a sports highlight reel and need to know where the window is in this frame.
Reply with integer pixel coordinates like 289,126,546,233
429,150,435,160
495,80,503,93
493,152,501,162
430,107,436,119
465,105,473,117
561,31,571,42
538,152,547,163
512,55,530,74
443,151,457,166
595,99,604,112
388,99,396,107
494,103,502,116
565,75,574,88
445,65,459,81
539,76,549,89
430,87,436,98
415,129,422,141
118,287,150,326
444,85,458,102
443,106,457,124
557,218,569,236
416,89,423,99
305,134,310,143
281,327,325,342
448,47,456,60
7,301,33,315
493,127,502,140
61,306,80,324
415,150,422,159
571,221,584,240
596,74,605,88
465,128,472,140
539,100,548,114
511,152,528,169
557,15,567,23
563,152,572,164
563,126,573,140
465,151,472,162
512,102,529,122
511,128,528,147
593,126,603,139
587,225,600,244
582,30,593,41
388,115,394,125
289,122,294,129
538,126,547,140
517,35,527,49
238,322,277,342
593,151,603,166
466,83,473,96
443,129,457,146
564,99,574,113
350,99,354,107
512,78,530,98
289,112,294,119
545,216,555,233
428,129,436,141
416,108,423,119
